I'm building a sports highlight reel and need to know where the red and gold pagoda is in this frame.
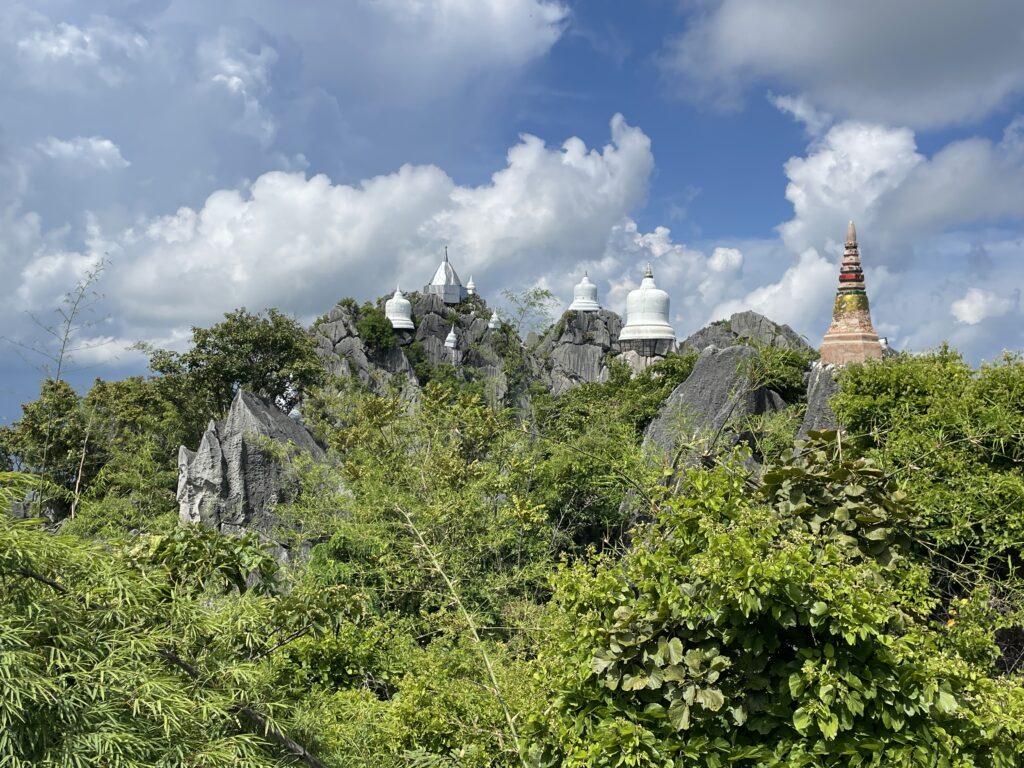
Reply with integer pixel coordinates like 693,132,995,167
819,221,883,365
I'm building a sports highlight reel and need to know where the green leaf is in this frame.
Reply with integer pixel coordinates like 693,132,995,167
668,700,691,731
935,691,958,715
793,707,812,735
696,687,725,712
667,637,684,665
788,672,805,698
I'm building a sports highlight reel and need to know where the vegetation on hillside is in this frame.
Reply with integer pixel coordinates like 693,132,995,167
2,304,1023,767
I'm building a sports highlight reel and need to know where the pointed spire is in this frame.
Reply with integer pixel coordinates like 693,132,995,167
820,220,882,366
444,245,449,262
643,262,653,279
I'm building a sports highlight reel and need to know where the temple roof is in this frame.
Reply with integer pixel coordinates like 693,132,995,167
429,248,463,288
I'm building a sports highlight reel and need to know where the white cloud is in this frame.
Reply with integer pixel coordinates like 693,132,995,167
7,116,655,340
769,93,833,137
37,136,129,169
711,248,835,335
779,122,922,258
197,29,279,146
15,15,149,87
951,288,1017,326
665,0,1024,128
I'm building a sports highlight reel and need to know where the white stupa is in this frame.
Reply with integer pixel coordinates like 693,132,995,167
568,272,600,312
384,285,414,330
424,247,468,304
444,323,458,349
488,311,501,330
619,264,676,344
466,276,477,296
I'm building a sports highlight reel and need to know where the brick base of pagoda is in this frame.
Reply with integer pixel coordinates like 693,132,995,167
819,307,882,365
819,331,883,365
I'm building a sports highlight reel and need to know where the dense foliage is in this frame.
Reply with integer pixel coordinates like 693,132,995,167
144,307,324,415
3,305,1023,767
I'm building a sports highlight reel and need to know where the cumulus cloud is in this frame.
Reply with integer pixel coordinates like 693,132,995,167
37,136,129,169
5,116,657,339
665,0,1024,128
764,115,1024,357
951,288,1018,326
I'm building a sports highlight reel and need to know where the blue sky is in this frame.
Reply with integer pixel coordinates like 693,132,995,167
2,0,1023,423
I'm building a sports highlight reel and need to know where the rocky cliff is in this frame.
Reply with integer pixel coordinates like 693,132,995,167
315,293,529,408
177,390,325,548
680,311,812,354
644,344,788,466
532,309,622,396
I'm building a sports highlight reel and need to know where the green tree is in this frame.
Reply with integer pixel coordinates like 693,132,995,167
501,287,558,338
532,433,1024,766
143,308,324,416
1,379,95,497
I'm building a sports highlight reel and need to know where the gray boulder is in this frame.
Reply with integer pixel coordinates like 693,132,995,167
681,311,812,354
177,390,325,541
644,345,787,465
798,363,840,438
533,309,622,396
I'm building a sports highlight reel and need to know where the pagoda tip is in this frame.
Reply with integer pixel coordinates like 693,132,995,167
643,262,653,279
847,220,857,243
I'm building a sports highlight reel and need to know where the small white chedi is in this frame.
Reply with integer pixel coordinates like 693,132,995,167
444,323,458,349
567,272,601,312
488,311,501,330
618,263,676,343
466,275,477,296
384,285,414,330
423,247,468,304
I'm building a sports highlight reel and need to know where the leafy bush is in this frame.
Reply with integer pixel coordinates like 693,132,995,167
532,434,1024,766
356,302,398,351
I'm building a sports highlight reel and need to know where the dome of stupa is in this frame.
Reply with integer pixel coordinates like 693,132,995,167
568,272,600,312
384,285,414,330
619,263,675,342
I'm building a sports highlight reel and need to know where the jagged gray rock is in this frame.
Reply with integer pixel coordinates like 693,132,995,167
643,345,787,463
533,309,622,396
315,302,417,394
315,293,529,408
681,311,812,353
798,363,840,438
177,390,325,542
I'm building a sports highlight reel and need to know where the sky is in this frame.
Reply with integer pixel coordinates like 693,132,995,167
2,0,1024,423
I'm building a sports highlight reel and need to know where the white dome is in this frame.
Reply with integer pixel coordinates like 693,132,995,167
619,264,675,342
385,285,414,330
568,272,600,312
444,323,458,349
466,275,477,296
488,311,501,330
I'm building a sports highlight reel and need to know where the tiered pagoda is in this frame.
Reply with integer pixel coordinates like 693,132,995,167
819,221,883,365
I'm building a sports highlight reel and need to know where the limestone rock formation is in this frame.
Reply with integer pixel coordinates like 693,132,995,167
177,390,325,542
798,363,840,438
315,293,530,409
532,309,622,396
314,301,417,394
681,311,811,354
644,345,787,464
